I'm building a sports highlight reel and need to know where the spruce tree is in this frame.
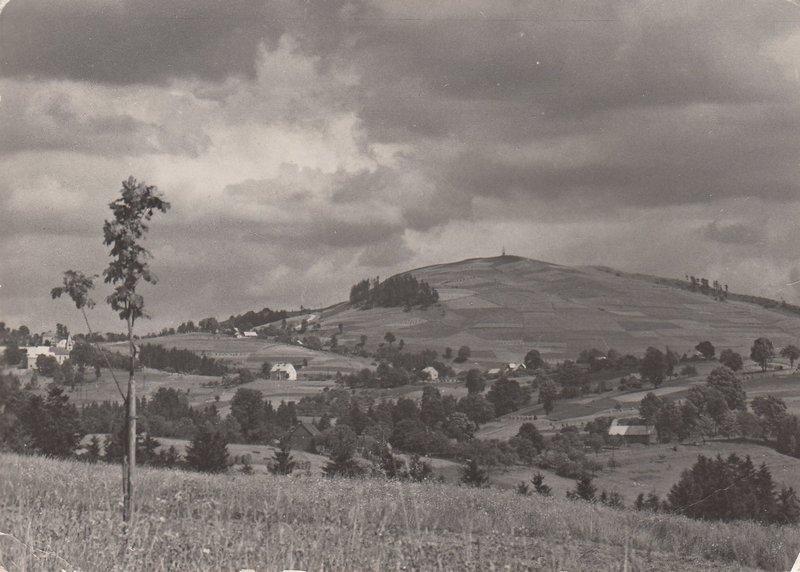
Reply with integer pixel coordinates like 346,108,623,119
269,438,296,475
185,425,230,473
460,458,489,487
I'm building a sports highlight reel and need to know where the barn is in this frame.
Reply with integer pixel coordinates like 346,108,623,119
270,362,297,381
608,418,656,445
286,422,319,452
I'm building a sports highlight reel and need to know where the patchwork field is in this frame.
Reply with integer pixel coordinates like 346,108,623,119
301,255,800,369
19,366,334,412
105,332,374,378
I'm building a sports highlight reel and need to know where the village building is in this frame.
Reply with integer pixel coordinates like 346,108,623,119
420,366,439,381
24,345,71,368
286,422,320,452
608,418,657,445
270,362,297,381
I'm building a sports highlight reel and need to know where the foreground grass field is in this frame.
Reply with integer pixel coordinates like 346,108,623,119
1,454,797,571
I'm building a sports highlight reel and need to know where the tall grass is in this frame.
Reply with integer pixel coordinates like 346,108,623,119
0,453,794,571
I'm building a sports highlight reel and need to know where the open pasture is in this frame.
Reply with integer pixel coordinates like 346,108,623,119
0,453,786,571
589,440,800,506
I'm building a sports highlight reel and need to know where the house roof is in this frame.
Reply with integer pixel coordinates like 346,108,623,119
271,362,296,372
609,425,656,436
608,418,656,436
290,422,320,438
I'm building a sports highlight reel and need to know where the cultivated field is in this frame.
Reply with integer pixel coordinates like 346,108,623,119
104,333,374,377
1,453,794,571
305,256,800,368
17,366,334,413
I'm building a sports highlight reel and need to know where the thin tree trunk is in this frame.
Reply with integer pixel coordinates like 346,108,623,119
123,316,136,522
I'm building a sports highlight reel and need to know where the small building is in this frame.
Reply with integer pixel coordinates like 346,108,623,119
270,362,297,381
420,366,439,381
486,367,503,378
505,362,525,373
24,345,71,368
286,422,319,452
243,330,258,338
608,418,656,445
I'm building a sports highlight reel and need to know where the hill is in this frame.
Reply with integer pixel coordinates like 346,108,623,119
313,255,800,367
0,452,789,571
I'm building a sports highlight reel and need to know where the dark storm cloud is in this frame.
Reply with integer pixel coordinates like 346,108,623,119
0,0,286,84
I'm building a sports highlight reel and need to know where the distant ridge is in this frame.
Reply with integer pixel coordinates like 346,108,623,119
315,255,800,365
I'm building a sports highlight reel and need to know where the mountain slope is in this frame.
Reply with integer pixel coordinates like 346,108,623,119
320,255,800,365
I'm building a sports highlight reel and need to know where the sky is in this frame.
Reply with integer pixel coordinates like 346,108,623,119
3,0,800,334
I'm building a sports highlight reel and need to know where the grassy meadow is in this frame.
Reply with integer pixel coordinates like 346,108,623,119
1,453,798,571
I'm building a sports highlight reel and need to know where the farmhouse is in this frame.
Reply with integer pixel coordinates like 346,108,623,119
420,366,439,381
608,418,656,445
24,345,71,368
286,422,319,452
270,362,297,381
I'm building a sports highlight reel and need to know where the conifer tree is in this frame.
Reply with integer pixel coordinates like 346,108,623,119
460,458,489,487
269,438,296,475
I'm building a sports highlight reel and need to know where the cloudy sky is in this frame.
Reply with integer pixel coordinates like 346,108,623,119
3,0,800,334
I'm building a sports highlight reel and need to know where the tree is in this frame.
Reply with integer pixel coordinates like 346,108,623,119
568,474,597,502
82,435,103,463
52,177,169,521
781,345,800,368
26,386,83,457
465,369,485,394
456,394,495,426
3,341,23,366
532,472,551,496
638,392,663,424
103,178,170,519
185,425,230,473
640,347,667,387
230,388,265,441
719,349,743,372
269,438,296,475
695,341,715,360
751,337,774,372
524,349,544,370
538,380,559,415
35,355,59,377
705,366,746,411
751,395,788,440
420,386,445,428
664,347,679,377
455,345,471,363
384,331,396,346
460,459,489,487
486,376,530,416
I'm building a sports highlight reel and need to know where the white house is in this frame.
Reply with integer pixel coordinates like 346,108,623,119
270,362,297,381
243,330,258,338
24,345,71,368
420,366,439,381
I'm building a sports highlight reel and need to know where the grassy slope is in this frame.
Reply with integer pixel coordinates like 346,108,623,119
316,256,800,367
1,453,793,572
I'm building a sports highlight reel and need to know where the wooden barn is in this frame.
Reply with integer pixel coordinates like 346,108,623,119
608,418,657,445
286,422,320,452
